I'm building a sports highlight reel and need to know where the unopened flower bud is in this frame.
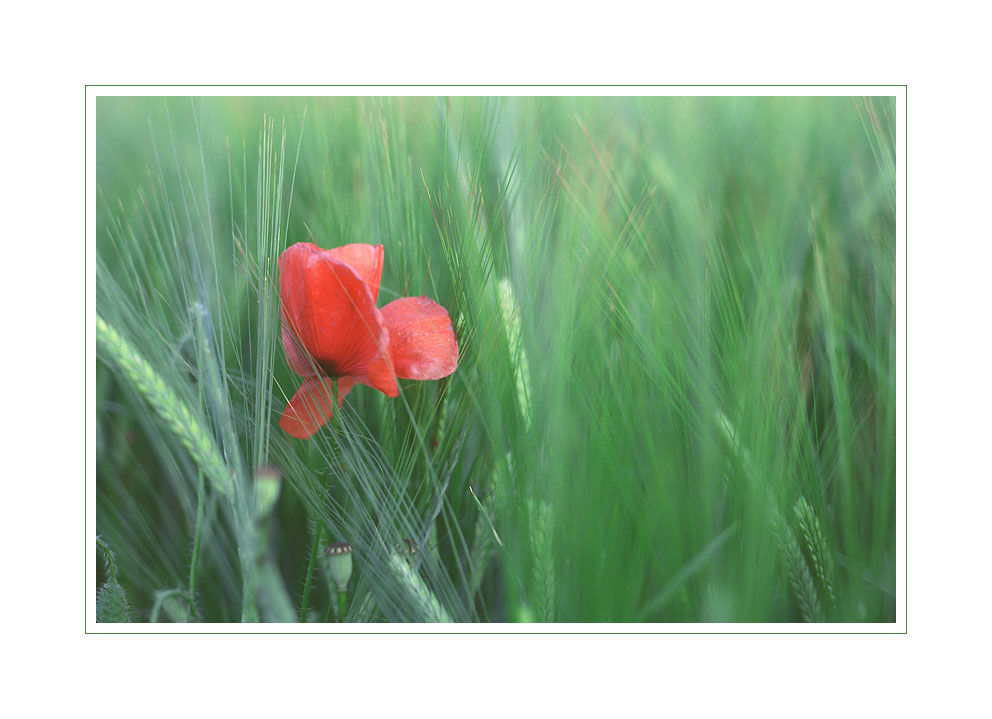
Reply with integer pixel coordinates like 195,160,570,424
96,581,130,623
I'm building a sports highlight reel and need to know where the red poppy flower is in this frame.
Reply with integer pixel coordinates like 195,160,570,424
278,242,459,439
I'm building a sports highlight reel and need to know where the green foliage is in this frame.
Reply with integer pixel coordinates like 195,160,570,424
95,96,896,623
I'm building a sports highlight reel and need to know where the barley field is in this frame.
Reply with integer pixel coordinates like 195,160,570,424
94,95,896,624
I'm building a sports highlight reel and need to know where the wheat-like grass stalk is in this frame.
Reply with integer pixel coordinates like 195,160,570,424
96,314,234,500
776,520,822,622
529,497,556,622
497,277,532,429
386,550,453,623
793,496,835,608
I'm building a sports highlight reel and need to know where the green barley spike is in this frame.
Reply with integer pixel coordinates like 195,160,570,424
775,519,822,623
793,496,835,608
387,551,453,623
95,314,233,500
497,277,532,429
529,497,556,623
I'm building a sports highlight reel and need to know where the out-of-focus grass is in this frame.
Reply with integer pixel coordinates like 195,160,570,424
95,95,896,623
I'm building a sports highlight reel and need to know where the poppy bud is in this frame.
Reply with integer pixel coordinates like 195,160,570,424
253,465,282,519
324,542,353,592
96,581,131,623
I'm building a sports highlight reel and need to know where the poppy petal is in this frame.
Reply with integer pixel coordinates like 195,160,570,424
279,377,355,439
279,244,388,379
326,244,385,301
365,340,400,397
281,317,317,377
279,243,318,373
380,296,459,380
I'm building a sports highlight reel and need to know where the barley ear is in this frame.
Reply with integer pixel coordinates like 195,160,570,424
529,497,556,623
387,551,453,623
793,496,835,609
96,314,234,500
774,516,822,622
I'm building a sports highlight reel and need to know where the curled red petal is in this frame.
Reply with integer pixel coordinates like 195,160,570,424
279,243,388,379
380,296,459,381
364,341,400,396
279,377,355,439
325,243,384,301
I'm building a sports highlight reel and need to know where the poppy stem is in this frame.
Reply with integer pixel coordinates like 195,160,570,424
325,377,344,624
299,378,340,624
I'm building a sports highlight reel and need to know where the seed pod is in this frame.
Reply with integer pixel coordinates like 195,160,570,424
324,542,353,592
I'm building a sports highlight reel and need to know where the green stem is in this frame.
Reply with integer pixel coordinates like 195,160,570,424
189,304,257,623
338,590,348,622
298,521,323,623
299,379,341,624
323,378,342,622
188,469,206,619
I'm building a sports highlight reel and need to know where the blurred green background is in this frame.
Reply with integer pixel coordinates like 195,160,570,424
95,95,896,623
